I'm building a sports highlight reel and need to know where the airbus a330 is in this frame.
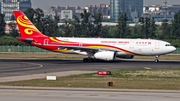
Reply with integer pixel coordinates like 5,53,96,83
13,11,176,63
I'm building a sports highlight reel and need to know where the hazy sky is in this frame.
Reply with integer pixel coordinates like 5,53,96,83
31,0,180,9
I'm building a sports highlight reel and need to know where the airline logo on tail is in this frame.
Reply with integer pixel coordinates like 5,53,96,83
14,11,47,38
17,15,40,35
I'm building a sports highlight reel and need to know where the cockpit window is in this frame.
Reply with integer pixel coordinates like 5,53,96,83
165,44,172,46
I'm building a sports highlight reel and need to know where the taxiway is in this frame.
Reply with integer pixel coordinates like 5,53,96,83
0,59,180,77
0,86,180,101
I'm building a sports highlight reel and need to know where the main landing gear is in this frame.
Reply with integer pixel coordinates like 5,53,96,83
155,55,159,63
83,52,96,62
83,58,94,62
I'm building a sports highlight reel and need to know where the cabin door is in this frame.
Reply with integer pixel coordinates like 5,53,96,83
130,41,135,48
44,39,49,45
155,42,160,49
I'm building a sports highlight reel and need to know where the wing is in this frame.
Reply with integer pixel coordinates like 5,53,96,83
43,44,121,52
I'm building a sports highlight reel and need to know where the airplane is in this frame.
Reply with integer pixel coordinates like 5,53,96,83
13,11,176,63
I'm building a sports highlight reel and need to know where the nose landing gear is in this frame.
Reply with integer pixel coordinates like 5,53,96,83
155,55,159,63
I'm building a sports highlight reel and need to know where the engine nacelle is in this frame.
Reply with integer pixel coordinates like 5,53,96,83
117,55,134,59
94,51,116,61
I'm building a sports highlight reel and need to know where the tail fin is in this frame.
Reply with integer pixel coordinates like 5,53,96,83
14,11,47,38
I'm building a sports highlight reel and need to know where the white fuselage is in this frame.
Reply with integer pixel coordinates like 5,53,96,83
54,37,176,56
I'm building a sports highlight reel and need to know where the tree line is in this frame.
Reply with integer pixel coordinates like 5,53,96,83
1,8,180,47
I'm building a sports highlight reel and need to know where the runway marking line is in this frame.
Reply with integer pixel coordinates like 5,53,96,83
1,73,29,75
0,62,43,72
144,67,152,70
1,87,180,94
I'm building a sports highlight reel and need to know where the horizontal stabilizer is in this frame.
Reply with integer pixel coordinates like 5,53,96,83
16,37,33,41
4,36,17,39
4,36,34,44
16,37,34,44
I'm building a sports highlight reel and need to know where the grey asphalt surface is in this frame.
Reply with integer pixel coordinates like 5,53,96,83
0,86,180,101
0,59,180,101
0,59,180,77
0,71,96,82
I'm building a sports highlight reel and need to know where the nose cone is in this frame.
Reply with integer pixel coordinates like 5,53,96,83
165,46,176,54
172,46,176,52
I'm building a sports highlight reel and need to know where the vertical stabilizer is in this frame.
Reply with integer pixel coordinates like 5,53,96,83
13,11,47,38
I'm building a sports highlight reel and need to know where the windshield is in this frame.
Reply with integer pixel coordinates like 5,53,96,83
165,44,172,46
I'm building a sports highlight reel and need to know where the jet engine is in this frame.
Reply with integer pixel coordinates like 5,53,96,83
94,51,116,61
116,55,134,59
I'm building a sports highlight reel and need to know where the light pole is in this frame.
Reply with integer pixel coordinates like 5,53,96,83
163,0,168,20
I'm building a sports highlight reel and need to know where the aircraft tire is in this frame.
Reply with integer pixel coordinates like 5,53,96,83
83,58,89,62
155,59,159,63
89,58,94,62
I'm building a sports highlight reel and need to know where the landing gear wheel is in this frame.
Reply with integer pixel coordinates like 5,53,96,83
155,55,160,63
94,58,99,62
83,58,95,62
155,59,159,63
83,58,89,62
89,58,94,62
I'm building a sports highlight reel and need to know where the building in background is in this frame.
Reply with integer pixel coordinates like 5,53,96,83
1,0,31,21
46,6,84,20
143,4,180,22
5,21,19,33
0,2,1,14
61,10,73,19
110,0,143,22
85,4,110,18
43,10,56,20
46,4,110,20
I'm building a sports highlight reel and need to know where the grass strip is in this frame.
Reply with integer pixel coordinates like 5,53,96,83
1,68,180,90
